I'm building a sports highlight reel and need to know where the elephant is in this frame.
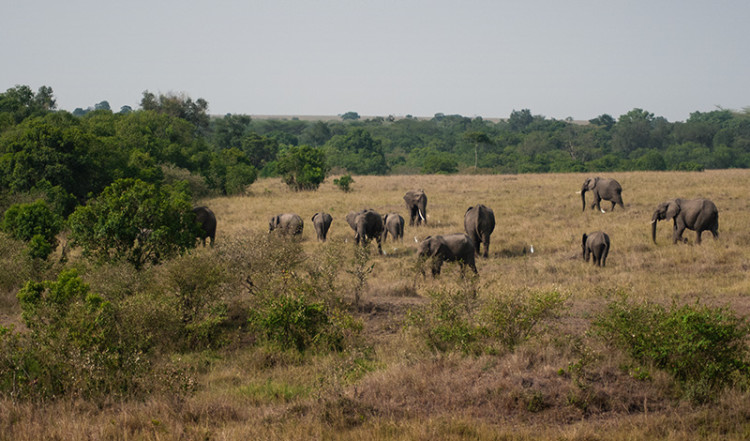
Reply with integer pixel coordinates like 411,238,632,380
582,231,610,267
403,189,427,226
382,213,404,243
581,177,624,212
345,209,384,254
311,212,333,242
464,204,496,258
269,213,304,236
192,206,216,247
651,198,718,244
417,233,477,277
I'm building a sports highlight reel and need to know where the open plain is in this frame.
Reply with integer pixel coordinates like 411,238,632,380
2,170,750,440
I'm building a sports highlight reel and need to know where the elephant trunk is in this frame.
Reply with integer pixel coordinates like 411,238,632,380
580,187,587,211
651,212,659,243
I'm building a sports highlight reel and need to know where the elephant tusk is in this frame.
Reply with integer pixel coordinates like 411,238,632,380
414,236,419,243
600,208,606,214
575,191,582,194
649,220,656,224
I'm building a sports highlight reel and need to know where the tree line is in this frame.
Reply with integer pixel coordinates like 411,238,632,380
2,85,750,217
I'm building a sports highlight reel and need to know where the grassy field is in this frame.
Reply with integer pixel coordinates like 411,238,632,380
2,170,750,440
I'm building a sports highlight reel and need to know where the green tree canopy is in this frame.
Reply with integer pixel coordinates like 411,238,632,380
68,178,199,269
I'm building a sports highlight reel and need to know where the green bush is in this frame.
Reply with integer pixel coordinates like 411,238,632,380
482,290,567,350
68,178,199,269
333,174,355,192
408,289,567,354
2,199,62,260
277,144,328,191
250,294,340,352
407,288,483,354
594,297,750,402
3,270,150,399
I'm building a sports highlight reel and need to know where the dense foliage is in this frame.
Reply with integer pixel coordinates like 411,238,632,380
3,85,750,214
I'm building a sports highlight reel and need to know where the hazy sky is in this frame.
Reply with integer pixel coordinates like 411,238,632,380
2,0,748,121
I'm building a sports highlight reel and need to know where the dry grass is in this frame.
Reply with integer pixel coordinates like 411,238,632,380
2,170,750,440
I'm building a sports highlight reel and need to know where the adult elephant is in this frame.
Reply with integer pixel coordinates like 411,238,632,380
417,233,477,277
651,198,718,244
193,206,216,247
582,231,610,267
403,189,427,226
581,177,624,213
345,209,384,254
269,213,304,236
464,204,495,258
311,212,333,242
382,213,404,243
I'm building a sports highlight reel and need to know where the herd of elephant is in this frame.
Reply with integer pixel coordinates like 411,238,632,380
191,178,720,277
580,176,719,267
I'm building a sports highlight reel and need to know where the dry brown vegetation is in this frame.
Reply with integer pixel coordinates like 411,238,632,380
3,170,750,440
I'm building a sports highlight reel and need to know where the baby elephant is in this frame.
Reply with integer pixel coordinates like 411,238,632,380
582,231,610,267
269,213,304,236
382,213,404,243
417,233,478,277
311,212,333,242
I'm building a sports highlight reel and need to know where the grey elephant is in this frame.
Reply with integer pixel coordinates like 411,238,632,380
651,198,718,244
345,209,384,254
582,231,610,267
417,233,477,277
269,213,304,236
382,213,404,243
464,204,496,258
192,206,216,247
311,212,333,242
581,177,624,212
403,189,427,226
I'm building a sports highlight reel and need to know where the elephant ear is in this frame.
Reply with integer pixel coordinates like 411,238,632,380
582,233,588,248
312,212,320,222
433,240,449,257
666,200,681,220
465,206,474,215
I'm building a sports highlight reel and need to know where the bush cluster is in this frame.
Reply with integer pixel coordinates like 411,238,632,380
407,288,567,354
594,297,750,402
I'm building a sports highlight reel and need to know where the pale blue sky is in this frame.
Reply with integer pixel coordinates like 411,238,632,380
2,0,748,121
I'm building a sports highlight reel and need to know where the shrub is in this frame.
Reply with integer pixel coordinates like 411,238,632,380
277,145,328,191
594,297,750,402
249,293,340,352
407,288,567,354
2,199,62,260
482,290,567,350
68,178,199,269
407,288,483,354
3,270,150,399
333,174,354,192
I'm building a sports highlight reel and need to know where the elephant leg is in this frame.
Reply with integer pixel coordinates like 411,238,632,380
431,259,442,276
610,201,616,211
482,234,490,258
696,230,703,245
376,237,383,255
673,224,687,244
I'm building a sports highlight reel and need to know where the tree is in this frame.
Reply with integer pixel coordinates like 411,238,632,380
464,131,491,170
509,109,534,132
324,128,389,175
2,200,63,259
341,111,360,121
276,145,328,191
68,178,199,269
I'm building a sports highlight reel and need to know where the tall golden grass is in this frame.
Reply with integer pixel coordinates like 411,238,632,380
2,170,750,440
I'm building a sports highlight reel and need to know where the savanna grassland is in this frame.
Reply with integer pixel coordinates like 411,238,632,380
3,170,750,440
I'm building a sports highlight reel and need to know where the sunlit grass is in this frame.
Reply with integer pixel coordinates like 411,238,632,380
3,170,750,439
